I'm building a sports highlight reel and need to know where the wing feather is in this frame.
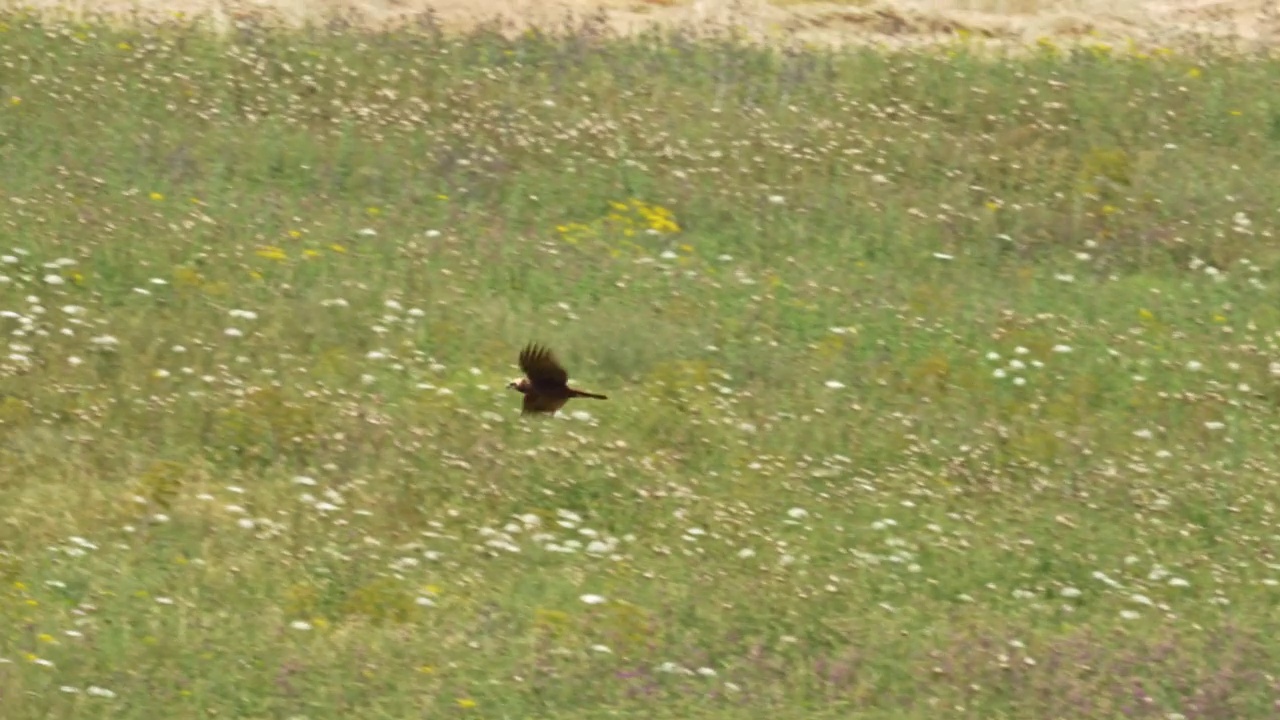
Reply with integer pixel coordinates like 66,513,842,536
519,343,569,387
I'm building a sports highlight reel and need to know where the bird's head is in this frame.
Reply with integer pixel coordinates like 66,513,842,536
507,378,530,393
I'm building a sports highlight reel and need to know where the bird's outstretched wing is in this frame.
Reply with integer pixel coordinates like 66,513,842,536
519,343,569,388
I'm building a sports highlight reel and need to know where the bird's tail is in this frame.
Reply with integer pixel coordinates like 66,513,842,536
570,389,608,400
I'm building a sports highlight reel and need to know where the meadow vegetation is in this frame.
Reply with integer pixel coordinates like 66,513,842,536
2,9,1280,718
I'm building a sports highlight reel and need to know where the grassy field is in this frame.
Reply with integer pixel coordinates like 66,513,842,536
2,10,1280,718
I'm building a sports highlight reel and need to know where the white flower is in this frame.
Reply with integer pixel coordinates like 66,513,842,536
90,335,119,347
290,620,313,631
579,594,607,605
1052,345,1072,353
1186,360,1203,372
224,328,243,338
787,507,809,520
43,274,65,285
86,686,117,698
824,380,845,389
767,195,785,205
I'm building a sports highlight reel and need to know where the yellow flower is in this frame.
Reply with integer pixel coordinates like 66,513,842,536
118,41,132,51
288,229,302,239
455,698,477,709
436,194,449,201
1186,67,1201,78
366,206,381,216
1138,308,1154,321
256,246,287,261
150,192,164,201
330,244,347,254
303,249,321,259
37,633,55,644
417,665,436,674
13,581,26,591
1229,109,1243,116
7,96,19,106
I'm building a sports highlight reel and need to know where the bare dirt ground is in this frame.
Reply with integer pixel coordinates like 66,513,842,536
6,0,1280,52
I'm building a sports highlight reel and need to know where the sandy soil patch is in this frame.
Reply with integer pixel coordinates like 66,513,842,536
7,0,1280,51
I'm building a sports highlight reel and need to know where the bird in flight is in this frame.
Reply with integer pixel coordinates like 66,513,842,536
507,343,608,416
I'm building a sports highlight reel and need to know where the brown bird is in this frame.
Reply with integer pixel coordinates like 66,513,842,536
507,343,608,416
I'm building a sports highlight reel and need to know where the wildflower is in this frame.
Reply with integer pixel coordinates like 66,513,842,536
579,594,607,605
86,686,116,698
824,380,846,389
290,620,313,631
255,246,287,261
149,192,164,201
455,698,477,709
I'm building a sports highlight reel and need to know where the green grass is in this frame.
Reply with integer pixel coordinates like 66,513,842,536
2,10,1280,718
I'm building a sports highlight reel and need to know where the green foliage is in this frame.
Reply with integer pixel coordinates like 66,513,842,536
1,10,1279,720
